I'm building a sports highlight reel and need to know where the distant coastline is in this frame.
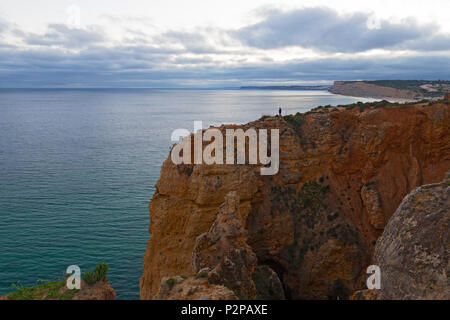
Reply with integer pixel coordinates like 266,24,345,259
240,80,450,101
240,85,332,91
331,80,450,100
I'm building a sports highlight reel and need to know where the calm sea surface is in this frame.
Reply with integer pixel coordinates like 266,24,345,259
0,89,375,299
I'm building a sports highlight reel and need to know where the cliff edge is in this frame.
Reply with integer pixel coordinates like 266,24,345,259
140,101,450,300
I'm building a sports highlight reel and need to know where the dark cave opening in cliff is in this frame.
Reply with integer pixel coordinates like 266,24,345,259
258,259,292,300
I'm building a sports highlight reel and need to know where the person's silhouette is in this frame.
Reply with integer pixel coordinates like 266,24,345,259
278,107,282,117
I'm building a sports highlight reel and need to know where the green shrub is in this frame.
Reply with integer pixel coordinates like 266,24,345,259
195,270,208,279
166,278,176,290
283,112,305,137
83,271,96,284
82,263,109,284
94,263,109,282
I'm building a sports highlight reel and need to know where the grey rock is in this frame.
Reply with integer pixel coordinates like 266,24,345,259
373,172,449,300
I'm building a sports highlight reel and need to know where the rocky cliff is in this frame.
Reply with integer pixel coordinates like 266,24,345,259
140,101,450,300
372,172,449,300
352,172,449,300
331,81,421,100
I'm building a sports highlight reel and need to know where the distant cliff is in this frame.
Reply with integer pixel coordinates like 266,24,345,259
331,81,421,99
331,80,450,100
140,101,450,300
240,85,332,90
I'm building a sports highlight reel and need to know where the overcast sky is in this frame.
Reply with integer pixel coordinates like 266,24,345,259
0,0,449,87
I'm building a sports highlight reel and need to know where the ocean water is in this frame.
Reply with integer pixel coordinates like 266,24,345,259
0,88,375,299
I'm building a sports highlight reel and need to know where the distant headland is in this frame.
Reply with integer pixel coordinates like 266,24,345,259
331,80,450,100
240,80,450,101
240,85,332,90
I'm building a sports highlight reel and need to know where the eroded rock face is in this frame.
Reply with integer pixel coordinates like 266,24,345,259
72,280,116,300
154,275,237,300
361,182,385,230
192,192,258,298
372,173,449,300
140,102,450,300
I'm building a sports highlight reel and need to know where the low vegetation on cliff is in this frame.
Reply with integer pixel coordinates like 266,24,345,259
2,263,114,300
5,280,77,300
83,262,109,284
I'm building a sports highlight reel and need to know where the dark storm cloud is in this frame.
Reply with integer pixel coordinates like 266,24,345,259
235,7,450,53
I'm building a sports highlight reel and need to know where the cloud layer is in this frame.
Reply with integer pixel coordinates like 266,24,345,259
24,24,105,48
0,6,449,87
235,7,450,53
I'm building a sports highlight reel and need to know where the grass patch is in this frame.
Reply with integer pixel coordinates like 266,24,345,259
7,280,76,300
6,262,109,300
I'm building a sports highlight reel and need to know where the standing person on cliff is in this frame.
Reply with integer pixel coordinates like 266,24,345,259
278,107,282,117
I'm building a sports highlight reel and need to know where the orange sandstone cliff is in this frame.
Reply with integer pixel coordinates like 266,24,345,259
140,101,450,300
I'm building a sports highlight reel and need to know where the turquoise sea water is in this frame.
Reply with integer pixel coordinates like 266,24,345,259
0,88,375,299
